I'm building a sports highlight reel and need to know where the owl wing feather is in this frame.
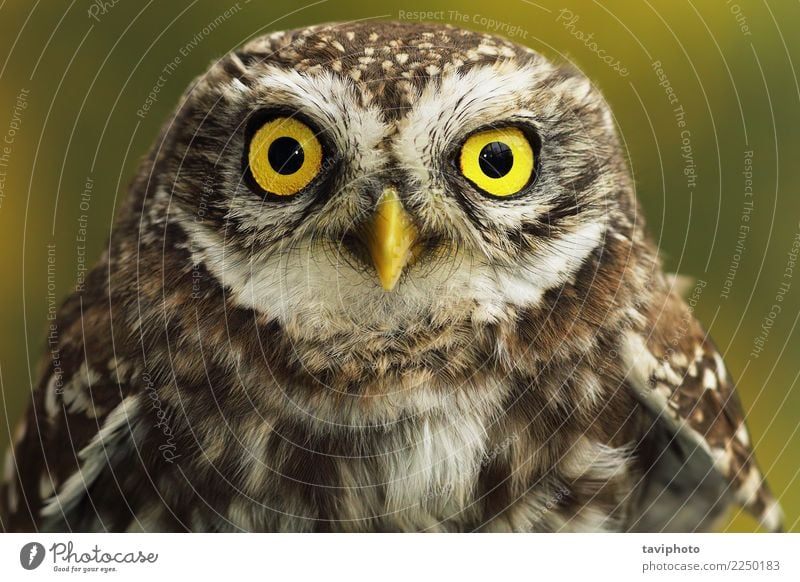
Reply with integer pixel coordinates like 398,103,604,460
622,284,782,532
1,281,148,532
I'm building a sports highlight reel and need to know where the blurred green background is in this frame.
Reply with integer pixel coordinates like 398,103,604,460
0,0,797,532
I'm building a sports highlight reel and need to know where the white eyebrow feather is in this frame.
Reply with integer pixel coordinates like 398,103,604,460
253,65,388,148
393,62,545,171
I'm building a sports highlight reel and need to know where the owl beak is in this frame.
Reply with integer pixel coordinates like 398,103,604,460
366,187,418,291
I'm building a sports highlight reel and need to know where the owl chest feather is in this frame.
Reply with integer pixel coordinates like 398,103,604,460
203,364,632,532
230,376,505,531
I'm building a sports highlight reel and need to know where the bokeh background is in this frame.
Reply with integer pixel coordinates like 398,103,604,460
0,0,797,532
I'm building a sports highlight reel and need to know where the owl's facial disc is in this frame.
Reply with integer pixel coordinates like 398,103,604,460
173,34,622,329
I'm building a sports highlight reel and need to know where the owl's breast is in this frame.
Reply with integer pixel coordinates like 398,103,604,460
199,370,517,531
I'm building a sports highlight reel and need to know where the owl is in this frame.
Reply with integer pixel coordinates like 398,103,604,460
1,21,782,532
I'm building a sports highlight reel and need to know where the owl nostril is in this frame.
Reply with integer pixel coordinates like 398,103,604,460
413,233,443,254
338,230,374,271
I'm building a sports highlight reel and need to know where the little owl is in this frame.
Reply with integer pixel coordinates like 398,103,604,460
1,21,781,532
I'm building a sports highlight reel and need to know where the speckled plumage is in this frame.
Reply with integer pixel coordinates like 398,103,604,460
1,21,781,532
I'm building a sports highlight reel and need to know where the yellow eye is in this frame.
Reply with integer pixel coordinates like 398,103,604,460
247,117,323,196
459,127,535,197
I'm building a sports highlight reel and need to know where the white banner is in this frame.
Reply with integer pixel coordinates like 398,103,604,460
0,533,797,581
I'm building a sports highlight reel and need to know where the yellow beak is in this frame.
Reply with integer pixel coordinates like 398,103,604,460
366,187,417,291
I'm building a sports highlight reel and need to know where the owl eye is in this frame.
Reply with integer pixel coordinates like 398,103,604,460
459,127,536,197
246,116,323,196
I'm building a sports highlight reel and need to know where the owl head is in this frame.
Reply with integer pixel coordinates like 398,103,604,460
153,21,638,336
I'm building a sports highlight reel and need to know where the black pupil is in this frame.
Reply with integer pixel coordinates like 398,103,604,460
268,136,304,175
478,141,514,178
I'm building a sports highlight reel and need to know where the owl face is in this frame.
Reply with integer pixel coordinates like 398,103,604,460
163,22,632,333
